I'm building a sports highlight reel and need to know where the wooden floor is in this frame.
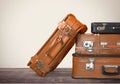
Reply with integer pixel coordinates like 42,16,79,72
0,68,120,84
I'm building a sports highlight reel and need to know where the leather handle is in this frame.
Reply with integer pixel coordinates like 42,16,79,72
102,65,120,76
45,35,63,59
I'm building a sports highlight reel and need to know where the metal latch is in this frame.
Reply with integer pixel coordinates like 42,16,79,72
86,58,94,70
97,23,106,31
35,59,44,70
117,42,120,46
83,41,93,52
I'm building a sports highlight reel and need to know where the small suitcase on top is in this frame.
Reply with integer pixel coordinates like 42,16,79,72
27,14,87,77
91,22,120,34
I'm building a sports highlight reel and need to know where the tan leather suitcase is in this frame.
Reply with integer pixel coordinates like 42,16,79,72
27,14,87,77
76,33,120,56
72,53,120,79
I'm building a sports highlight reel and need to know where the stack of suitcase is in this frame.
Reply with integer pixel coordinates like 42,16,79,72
28,14,120,79
72,22,120,79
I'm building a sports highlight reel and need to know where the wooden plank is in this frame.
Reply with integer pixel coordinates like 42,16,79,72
0,68,120,83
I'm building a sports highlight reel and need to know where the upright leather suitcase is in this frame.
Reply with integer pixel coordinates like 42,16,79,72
72,53,120,79
27,14,87,77
91,22,120,34
75,33,120,56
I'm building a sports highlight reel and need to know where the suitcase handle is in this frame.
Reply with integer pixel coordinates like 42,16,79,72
45,35,63,58
102,65,120,76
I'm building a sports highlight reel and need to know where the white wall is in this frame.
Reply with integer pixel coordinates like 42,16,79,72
0,0,120,68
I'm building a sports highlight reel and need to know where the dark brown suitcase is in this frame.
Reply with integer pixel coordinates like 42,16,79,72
72,53,120,79
75,33,120,56
27,14,87,77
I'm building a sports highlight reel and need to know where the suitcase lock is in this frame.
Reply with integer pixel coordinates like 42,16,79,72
97,26,105,31
86,58,94,70
83,41,93,52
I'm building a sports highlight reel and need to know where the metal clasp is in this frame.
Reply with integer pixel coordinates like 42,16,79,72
35,59,44,70
83,41,93,52
117,42,120,46
97,23,106,31
86,58,94,70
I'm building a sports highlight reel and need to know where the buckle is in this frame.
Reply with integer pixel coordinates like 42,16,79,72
58,21,71,35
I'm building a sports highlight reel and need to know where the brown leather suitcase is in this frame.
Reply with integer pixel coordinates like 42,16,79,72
72,33,120,79
76,33,120,56
27,14,87,77
72,53,120,79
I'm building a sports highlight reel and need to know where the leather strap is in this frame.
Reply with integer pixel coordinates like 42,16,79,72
58,14,87,37
58,21,77,37
45,35,63,59
64,14,87,34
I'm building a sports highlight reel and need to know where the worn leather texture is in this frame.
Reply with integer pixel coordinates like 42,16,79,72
72,53,120,79
27,14,87,77
76,33,120,56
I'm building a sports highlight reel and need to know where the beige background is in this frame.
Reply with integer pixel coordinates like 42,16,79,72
0,0,120,68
